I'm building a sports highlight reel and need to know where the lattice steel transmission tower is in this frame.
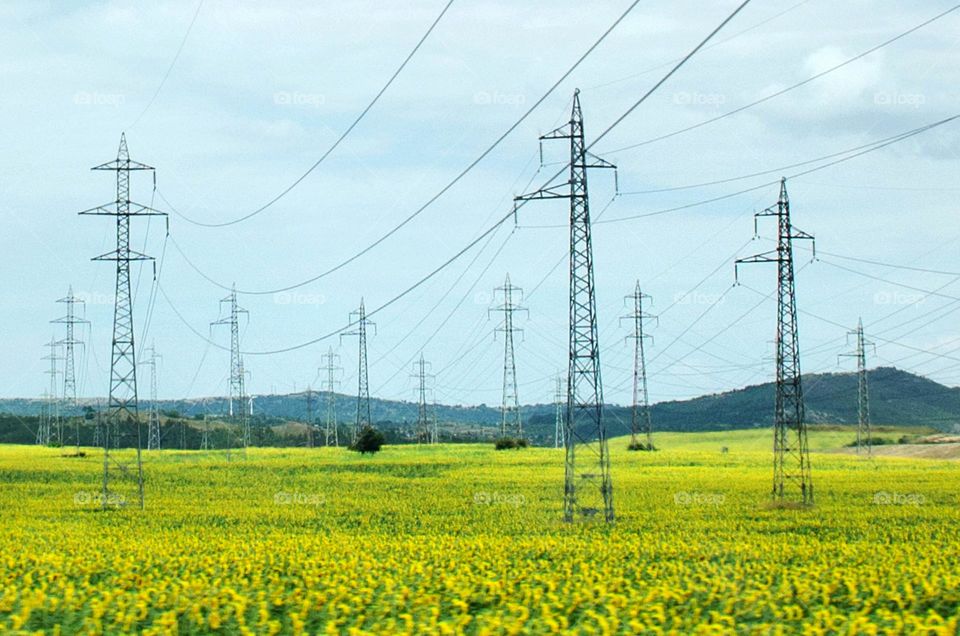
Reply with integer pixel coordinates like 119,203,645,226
305,387,316,448
341,299,376,442
321,348,342,447
840,318,874,456
38,338,62,446
80,134,163,509
736,178,815,505
622,282,656,451
554,376,565,449
411,354,434,444
52,287,88,450
141,343,162,451
516,89,616,522
212,285,249,449
490,274,527,438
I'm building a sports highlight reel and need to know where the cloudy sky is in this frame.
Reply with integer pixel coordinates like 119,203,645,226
2,0,959,414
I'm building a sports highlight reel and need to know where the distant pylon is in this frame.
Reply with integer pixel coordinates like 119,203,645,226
141,342,162,451
411,354,434,443
621,282,656,450
305,386,315,448
431,399,439,445
736,178,815,505
490,274,527,438
321,347,342,447
516,89,617,522
80,133,165,509
341,299,376,442
840,318,874,456
39,338,62,446
554,376,565,449
211,284,249,450
52,287,88,451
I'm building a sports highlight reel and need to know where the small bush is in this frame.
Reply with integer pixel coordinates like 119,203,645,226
350,427,385,454
494,437,528,450
628,441,656,451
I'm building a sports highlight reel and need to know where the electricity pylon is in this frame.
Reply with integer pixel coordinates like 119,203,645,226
736,178,815,505
341,299,376,442
321,348,342,447
840,318,875,456
554,375,565,449
490,274,527,438
431,399,439,445
621,282,656,450
80,133,164,509
516,89,616,522
410,354,434,444
52,287,88,451
141,343,162,451
39,338,62,446
212,285,249,450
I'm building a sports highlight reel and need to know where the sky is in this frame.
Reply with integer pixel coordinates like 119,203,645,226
1,0,959,413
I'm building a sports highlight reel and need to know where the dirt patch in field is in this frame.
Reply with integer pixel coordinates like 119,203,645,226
830,442,960,460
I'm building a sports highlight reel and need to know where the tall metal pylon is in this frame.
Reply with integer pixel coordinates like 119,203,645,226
621,282,656,450
516,89,616,522
305,387,316,447
554,375,565,449
212,285,249,449
52,287,88,451
141,343,162,451
80,133,163,509
431,399,439,445
410,354,434,444
490,274,527,438
321,347,342,447
736,178,815,505
341,299,376,442
39,338,62,446
840,318,874,456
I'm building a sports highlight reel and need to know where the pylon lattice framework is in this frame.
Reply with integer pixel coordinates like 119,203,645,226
341,299,376,442
52,287,89,451
211,284,249,450
840,318,874,456
80,133,165,510
516,89,616,523
736,178,815,505
321,348,342,447
621,282,656,450
39,338,62,446
410,354,434,444
141,343,162,451
490,274,527,438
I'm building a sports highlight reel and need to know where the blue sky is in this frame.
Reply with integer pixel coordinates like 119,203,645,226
1,0,959,410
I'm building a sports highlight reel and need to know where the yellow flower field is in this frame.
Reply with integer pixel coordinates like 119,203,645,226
1,430,958,634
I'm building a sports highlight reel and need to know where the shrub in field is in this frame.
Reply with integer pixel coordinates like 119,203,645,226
494,437,528,450
350,427,385,454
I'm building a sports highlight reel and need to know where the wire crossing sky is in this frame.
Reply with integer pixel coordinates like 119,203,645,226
1,0,959,410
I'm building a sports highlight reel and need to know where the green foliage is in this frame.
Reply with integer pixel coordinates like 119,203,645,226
351,427,385,454
494,437,528,450
627,440,656,451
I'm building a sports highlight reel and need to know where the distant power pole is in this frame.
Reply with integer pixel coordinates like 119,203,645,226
341,299,376,442
52,287,88,451
490,274,527,438
39,338,62,446
80,133,165,510
212,285,249,449
554,375,565,449
141,343,162,451
411,354,434,444
621,282,656,451
840,318,874,456
431,399,439,445
516,89,617,523
305,386,315,448
321,347,342,447
736,178,815,506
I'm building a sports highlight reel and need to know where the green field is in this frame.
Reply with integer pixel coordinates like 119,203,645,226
1,428,958,634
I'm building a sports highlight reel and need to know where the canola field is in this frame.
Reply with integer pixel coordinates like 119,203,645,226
1,429,958,634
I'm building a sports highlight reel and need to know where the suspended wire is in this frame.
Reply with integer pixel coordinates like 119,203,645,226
602,3,960,155
128,0,205,130
167,0,644,295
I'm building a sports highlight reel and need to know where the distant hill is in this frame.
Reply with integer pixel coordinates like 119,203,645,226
2,367,957,446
